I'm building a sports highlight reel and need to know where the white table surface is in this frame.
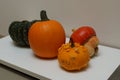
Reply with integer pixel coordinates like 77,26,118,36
0,36,120,80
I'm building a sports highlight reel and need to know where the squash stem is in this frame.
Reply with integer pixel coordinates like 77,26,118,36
70,38,75,48
40,10,49,21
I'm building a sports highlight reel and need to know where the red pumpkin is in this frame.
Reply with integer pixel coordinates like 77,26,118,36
70,26,96,45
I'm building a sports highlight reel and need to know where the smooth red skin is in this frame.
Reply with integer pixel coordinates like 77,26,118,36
70,26,96,45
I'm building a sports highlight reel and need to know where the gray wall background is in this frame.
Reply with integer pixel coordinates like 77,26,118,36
0,0,120,48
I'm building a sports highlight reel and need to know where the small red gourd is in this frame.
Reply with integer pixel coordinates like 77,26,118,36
70,26,96,45
70,26,99,57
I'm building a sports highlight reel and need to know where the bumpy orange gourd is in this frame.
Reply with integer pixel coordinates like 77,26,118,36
58,43,90,71
28,10,66,58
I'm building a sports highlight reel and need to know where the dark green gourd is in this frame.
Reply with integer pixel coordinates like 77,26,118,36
8,20,36,46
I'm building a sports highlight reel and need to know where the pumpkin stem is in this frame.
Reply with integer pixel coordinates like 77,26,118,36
40,10,49,21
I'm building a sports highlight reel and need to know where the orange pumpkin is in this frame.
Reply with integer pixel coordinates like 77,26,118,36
58,43,90,71
28,10,66,58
